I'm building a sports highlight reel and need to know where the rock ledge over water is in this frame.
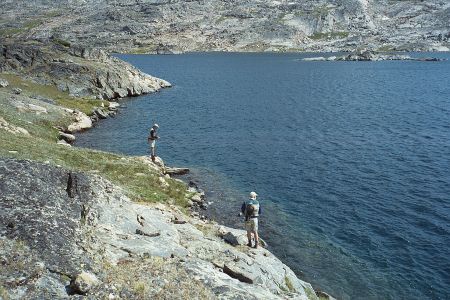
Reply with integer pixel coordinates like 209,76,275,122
0,158,325,299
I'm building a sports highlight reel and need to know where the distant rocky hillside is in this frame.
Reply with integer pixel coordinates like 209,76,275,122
1,0,449,53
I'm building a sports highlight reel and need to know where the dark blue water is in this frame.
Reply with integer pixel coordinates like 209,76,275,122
76,53,450,300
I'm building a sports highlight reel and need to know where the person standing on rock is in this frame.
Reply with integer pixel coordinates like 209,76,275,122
148,123,159,162
241,191,261,248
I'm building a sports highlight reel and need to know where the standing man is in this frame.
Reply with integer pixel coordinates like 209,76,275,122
148,123,159,162
241,191,261,248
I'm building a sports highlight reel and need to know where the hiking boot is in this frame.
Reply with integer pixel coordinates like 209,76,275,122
151,155,156,162
247,242,252,247
254,242,259,249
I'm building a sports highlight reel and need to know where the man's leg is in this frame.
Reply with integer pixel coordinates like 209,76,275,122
151,145,156,162
253,218,259,248
247,230,252,247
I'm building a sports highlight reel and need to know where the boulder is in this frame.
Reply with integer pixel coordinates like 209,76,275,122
135,228,160,237
222,228,248,246
108,101,120,109
165,167,190,175
12,101,48,114
59,132,76,143
114,88,128,98
0,117,30,136
187,186,197,193
67,111,93,133
28,104,48,114
188,180,198,188
107,110,117,117
57,139,71,147
191,194,203,203
0,78,9,87
70,272,100,295
12,88,22,94
223,263,255,284
90,114,99,123
316,290,338,300
172,214,188,224
94,108,108,119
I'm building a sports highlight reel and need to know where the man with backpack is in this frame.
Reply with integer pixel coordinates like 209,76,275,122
241,191,261,248
148,123,159,162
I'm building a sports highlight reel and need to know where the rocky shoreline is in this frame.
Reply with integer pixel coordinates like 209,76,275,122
0,42,335,299
0,157,329,300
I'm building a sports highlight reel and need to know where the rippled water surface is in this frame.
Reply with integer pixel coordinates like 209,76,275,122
76,53,450,300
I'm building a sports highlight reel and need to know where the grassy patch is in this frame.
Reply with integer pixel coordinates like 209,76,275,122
0,73,104,115
285,276,295,292
294,11,307,17
55,97,105,115
132,281,148,297
0,74,189,207
0,285,8,300
376,45,395,52
240,42,270,52
45,10,62,18
310,5,332,17
305,286,319,300
53,38,71,48
0,129,187,205
0,18,44,37
127,45,158,54
0,239,40,296
309,31,349,40
23,19,44,30
0,27,23,37
215,15,230,24
103,257,215,299
194,223,218,237
0,13,60,37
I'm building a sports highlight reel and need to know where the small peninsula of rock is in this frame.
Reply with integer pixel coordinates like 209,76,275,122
302,49,447,61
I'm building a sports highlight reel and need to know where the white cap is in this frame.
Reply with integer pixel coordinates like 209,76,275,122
152,123,159,128
250,191,258,198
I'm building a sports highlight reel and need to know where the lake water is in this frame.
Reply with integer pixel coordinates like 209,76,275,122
76,52,450,300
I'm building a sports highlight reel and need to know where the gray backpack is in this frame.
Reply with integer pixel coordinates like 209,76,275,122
246,203,259,217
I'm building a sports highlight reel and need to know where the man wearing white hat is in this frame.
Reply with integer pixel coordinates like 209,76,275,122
241,191,261,248
148,123,159,162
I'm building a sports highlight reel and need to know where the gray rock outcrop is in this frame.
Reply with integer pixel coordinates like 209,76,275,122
0,158,318,299
0,41,170,100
